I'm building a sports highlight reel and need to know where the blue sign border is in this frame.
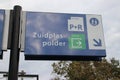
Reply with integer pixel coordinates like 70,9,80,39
24,12,106,60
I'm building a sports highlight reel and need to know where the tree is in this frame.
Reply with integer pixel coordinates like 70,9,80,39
52,58,120,80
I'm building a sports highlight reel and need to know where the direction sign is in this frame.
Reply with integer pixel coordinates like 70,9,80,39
24,12,106,60
0,10,5,59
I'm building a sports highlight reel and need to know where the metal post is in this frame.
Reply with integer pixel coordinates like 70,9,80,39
8,5,21,80
37,75,39,80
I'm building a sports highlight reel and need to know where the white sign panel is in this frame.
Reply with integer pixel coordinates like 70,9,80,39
86,14,105,49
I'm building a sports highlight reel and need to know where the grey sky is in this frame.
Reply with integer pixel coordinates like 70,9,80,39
0,0,120,80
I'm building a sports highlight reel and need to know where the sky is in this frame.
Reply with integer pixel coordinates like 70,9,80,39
0,0,120,80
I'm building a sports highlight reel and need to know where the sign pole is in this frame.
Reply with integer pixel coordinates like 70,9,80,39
8,5,21,80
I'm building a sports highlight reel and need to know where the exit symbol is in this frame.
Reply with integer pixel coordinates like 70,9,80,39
69,34,86,49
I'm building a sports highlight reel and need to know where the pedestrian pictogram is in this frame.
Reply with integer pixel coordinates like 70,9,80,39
90,18,99,26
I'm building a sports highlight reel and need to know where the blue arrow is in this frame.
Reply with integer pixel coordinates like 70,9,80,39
93,39,102,46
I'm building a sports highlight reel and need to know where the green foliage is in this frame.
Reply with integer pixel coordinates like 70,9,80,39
52,58,120,80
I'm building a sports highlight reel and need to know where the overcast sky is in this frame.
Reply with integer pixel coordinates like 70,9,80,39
0,0,120,80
